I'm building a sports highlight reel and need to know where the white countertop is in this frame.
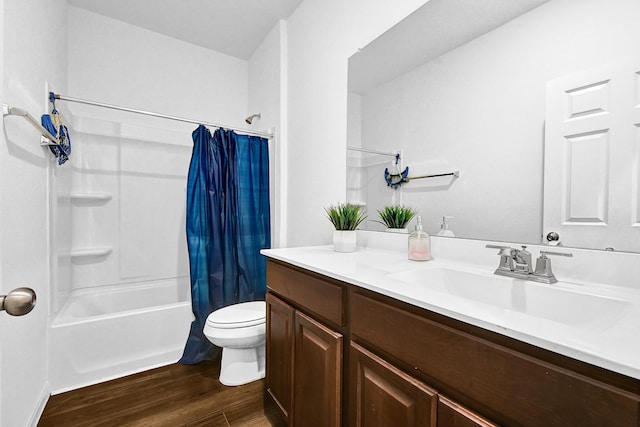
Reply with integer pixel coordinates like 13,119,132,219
262,240,640,380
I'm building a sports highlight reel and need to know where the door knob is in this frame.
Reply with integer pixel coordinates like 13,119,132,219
546,231,560,242
0,287,36,316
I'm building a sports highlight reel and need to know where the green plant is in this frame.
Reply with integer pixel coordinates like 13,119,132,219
375,205,417,229
325,203,367,231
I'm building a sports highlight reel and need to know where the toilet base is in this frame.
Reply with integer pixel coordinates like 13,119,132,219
219,343,265,386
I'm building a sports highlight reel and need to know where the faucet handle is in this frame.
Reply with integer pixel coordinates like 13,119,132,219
486,244,515,255
485,244,510,250
485,244,515,271
534,250,573,284
539,250,573,258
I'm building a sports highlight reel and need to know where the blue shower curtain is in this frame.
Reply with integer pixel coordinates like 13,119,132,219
180,125,271,364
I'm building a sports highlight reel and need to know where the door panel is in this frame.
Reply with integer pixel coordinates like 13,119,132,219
266,292,295,424
544,60,640,251
350,342,437,427
437,396,498,427
1,3,55,418
294,310,342,427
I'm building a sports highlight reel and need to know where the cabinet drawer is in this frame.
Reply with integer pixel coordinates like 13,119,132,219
350,289,640,427
267,260,346,328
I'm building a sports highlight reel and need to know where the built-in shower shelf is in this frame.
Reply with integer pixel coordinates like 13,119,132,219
70,246,113,258
70,192,113,202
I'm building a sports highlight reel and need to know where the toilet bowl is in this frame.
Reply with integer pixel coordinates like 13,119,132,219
203,301,266,386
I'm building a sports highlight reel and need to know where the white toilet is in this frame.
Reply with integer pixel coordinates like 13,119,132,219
203,300,266,386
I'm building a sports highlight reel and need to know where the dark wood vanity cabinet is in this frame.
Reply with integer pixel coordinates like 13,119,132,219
266,260,346,427
349,288,640,427
266,259,640,427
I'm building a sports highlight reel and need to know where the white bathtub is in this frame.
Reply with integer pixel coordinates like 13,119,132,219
50,278,193,393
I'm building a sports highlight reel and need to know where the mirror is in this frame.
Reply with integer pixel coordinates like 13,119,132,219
347,0,640,252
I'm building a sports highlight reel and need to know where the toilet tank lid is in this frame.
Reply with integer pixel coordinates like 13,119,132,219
207,301,266,328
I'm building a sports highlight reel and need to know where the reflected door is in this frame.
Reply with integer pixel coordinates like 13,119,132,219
544,59,640,252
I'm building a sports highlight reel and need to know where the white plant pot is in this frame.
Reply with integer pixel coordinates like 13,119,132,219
333,230,357,253
386,227,409,234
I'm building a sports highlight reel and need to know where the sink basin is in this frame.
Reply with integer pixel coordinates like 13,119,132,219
387,267,630,329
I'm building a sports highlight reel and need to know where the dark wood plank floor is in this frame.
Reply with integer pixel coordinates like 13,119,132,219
38,358,286,427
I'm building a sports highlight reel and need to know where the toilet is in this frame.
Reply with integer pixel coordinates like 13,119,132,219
203,301,266,386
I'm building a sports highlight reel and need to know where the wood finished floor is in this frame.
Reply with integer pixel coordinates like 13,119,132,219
38,359,286,427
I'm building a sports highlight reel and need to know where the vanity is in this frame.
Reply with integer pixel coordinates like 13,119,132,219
262,233,640,427
289,1,640,424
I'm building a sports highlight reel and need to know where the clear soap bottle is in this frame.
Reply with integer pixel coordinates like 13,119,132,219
408,216,431,261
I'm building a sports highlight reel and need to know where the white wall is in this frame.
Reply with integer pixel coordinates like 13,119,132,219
67,6,249,128
285,0,427,247
359,0,640,242
249,20,286,248
1,0,68,424
60,6,253,299
67,1,432,252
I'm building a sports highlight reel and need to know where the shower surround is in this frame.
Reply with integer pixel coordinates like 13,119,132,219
49,113,194,393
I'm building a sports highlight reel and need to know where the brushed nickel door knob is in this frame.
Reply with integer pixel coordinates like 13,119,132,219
0,287,36,316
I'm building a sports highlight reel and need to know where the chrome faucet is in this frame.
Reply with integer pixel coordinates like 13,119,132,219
485,245,573,284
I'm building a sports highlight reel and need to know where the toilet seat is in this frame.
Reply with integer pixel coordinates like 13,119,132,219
206,301,265,329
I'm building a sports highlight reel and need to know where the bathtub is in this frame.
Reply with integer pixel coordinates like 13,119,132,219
50,278,193,393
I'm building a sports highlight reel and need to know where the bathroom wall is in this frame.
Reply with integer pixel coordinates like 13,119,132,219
359,0,640,242
248,20,287,248
285,0,427,247
65,1,432,253
67,6,249,129
60,6,253,301
1,0,68,425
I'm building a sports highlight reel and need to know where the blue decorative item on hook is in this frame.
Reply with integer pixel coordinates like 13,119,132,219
384,153,409,189
42,92,72,165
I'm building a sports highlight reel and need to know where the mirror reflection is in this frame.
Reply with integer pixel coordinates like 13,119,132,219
347,0,640,252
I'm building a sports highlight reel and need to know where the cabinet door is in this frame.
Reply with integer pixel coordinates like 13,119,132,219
350,342,437,427
437,396,498,427
266,292,295,425
294,310,343,427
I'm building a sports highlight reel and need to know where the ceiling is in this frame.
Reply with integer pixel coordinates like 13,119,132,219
67,0,303,60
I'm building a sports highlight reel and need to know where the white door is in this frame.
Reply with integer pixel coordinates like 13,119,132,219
1,1,67,425
544,60,640,252
0,105,52,426
0,116,52,427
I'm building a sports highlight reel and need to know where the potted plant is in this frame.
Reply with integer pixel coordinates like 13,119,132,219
325,203,366,252
375,205,417,233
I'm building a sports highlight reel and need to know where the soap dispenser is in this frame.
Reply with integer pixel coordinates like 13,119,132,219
408,216,431,261
436,216,455,237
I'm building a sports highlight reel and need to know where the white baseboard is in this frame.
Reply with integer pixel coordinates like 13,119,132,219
28,381,50,427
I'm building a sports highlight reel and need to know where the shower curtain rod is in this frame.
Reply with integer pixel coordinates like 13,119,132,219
346,146,398,158
50,92,273,139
